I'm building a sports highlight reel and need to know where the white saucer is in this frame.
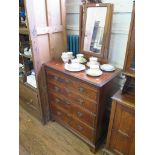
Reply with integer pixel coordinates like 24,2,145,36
65,63,86,72
100,64,115,72
86,69,102,77
86,61,100,67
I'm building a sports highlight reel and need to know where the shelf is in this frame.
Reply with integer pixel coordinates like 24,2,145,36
19,79,37,92
19,52,32,59
19,27,29,35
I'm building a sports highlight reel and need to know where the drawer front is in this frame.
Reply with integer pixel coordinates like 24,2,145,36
109,130,131,155
49,93,71,112
19,82,39,110
113,103,135,138
51,104,72,126
47,82,71,98
47,81,97,114
70,94,97,114
46,68,97,101
72,104,96,128
71,117,95,142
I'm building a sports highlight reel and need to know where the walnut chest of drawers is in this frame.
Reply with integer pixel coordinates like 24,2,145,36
44,60,121,152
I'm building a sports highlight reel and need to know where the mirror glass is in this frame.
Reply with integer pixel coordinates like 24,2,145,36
83,7,107,54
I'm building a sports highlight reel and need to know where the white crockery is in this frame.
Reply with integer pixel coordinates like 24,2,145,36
89,57,98,62
71,59,81,69
65,63,85,72
66,52,73,59
100,64,115,71
61,55,69,63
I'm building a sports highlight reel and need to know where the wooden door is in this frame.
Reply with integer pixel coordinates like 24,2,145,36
25,0,67,123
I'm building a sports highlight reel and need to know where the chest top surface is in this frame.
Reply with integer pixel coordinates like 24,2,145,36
44,60,121,88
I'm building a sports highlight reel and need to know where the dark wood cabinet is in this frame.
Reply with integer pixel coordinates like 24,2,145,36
104,90,135,155
103,2,135,155
44,60,121,152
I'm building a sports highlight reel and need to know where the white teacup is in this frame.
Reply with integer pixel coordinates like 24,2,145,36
71,59,80,69
89,57,98,64
76,54,84,62
89,64,100,74
66,52,73,60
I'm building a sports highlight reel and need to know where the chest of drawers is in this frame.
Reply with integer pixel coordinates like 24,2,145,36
44,60,121,152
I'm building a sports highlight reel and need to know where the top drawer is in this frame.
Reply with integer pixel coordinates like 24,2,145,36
46,68,98,101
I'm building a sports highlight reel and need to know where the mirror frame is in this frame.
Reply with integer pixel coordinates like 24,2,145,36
79,3,113,63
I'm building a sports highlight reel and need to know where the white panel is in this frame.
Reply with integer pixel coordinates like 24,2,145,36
66,14,79,27
108,34,128,68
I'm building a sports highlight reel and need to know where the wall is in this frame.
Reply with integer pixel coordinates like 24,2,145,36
65,0,133,68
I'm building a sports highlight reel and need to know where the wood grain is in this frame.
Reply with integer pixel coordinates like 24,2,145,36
19,105,103,155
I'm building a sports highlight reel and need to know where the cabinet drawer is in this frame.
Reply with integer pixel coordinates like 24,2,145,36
109,130,131,155
113,103,135,138
71,93,97,114
72,104,96,128
71,117,95,142
19,82,39,110
51,104,72,126
46,68,97,101
49,93,71,112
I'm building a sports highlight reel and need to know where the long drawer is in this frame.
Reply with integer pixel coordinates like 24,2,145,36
51,103,95,142
47,81,97,114
72,104,96,128
49,91,96,128
19,82,40,110
46,68,97,101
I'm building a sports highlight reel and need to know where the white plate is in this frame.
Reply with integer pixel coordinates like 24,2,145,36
86,61,100,67
86,69,102,77
65,63,86,72
100,64,115,71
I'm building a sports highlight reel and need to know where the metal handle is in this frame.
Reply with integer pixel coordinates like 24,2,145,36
79,87,84,93
77,111,83,117
26,99,33,105
54,86,60,92
65,88,70,94
54,76,58,80
113,149,124,155
64,100,70,105
55,98,60,104
118,130,129,137
78,99,84,105
57,111,62,116
77,125,83,131
65,79,70,84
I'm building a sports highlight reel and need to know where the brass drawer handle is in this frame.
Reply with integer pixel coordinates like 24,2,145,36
26,99,33,105
113,149,124,155
57,111,62,116
64,100,70,105
118,130,129,137
54,86,60,92
65,88,70,94
79,87,84,93
77,125,83,131
54,76,58,80
65,79,70,84
55,98,60,104
77,111,83,117
78,99,84,105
